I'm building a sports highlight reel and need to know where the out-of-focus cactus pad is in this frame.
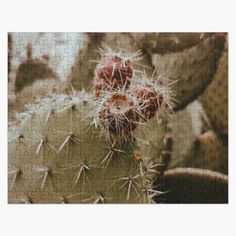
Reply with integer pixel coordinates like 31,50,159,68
199,51,228,139
152,34,225,110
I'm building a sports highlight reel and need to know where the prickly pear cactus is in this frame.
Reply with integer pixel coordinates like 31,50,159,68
8,45,172,203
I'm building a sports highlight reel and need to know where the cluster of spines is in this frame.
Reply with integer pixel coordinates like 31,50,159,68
93,45,173,140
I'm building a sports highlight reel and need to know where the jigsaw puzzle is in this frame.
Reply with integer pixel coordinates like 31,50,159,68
8,32,228,203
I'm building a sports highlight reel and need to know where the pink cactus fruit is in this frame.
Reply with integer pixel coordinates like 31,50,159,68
98,92,140,135
95,55,132,91
134,83,163,120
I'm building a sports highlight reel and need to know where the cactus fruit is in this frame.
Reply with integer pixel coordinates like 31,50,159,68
96,54,132,90
70,33,154,91
93,45,169,138
93,44,143,97
98,91,140,134
134,83,163,119
8,46,172,204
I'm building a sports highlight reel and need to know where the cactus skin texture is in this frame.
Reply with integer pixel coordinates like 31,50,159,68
8,92,168,203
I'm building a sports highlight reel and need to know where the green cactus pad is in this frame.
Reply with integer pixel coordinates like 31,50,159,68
8,92,167,203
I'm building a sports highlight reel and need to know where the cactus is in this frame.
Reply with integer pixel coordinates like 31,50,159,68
152,34,225,110
155,168,228,203
8,45,172,203
199,51,228,141
162,41,228,175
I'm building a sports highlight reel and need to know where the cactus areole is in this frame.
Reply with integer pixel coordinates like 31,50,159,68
99,92,139,134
